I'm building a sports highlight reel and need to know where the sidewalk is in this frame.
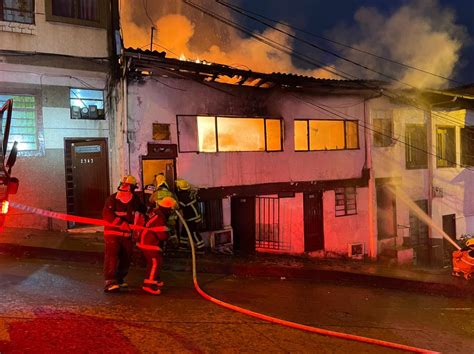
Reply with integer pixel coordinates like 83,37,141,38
1,227,473,297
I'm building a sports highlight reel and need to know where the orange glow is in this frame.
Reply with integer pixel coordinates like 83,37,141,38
217,117,265,152
197,116,217,152
310,121,345,150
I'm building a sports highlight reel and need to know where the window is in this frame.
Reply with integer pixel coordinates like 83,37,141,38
70,88,104,120
0,94,38,152
0,0,34,24
372,110,393,147
335,187,357,217
197,199,223,231
461,126,474,167
177,115,282,153
436,126,456,168
294,119,359,151
405,124,427,169
45,0,106,28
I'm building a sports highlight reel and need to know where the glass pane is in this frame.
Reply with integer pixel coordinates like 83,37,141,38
0,94,36,152
3,0,34,24
78,0,98,21
197,116,217,152
52,0,74,18
309,120,344,150
266,119,282,151
346,121,359,149
294,120,308,151
70,88,103,100
217,117,265,152
177,115,199,152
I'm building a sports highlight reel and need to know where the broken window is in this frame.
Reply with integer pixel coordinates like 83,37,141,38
335,187,357,217
461,126,474,166
177,115,282,153
294,119,359,151
405,124,427,169
436,126,456,168
372,110,393,147
70,88,104,120
1,0,34,24
0,94,38,152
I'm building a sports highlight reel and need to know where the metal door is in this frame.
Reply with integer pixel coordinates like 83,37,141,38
231,196,256,255
66,139,109,226
442,214,456,265
303,191,324,252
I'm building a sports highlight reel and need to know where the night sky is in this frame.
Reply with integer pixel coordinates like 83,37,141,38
236,0,474,85
123,0,474,88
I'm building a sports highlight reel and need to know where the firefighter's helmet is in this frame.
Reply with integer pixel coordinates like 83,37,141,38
157,196,177,209
118,175,137,191
155,174,169,188
176,179,190,191
466,238,474,248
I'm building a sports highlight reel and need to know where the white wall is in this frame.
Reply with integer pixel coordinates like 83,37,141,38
126,78,367,188
323,187,370,255
0,1,108,58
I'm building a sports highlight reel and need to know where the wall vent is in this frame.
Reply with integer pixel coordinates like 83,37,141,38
348,242,365,259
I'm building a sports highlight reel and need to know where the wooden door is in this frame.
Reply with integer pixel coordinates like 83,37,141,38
231,196,256,255
66,139,109,225
303,191,324,252
442,214,456,265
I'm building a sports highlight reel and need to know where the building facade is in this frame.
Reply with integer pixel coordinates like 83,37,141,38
0,0,115,229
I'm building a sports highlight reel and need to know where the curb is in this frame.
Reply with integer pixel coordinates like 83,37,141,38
1,243,472,298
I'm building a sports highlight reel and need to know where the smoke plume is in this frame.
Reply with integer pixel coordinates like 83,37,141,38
121,0,468,88
328,0,468,88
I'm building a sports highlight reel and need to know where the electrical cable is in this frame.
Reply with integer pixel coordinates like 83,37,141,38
181,0,474,141
175,210,439,354
216,0,463,86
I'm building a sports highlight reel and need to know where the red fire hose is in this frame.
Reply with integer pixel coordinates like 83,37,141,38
176,210,438,354
8,202,438,353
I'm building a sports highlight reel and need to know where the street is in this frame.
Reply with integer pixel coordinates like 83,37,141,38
0,255,472,353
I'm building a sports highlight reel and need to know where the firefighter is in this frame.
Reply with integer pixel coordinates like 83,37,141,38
136,196,176,295
102,175,146,293
175,179,205,251
149,173,178,242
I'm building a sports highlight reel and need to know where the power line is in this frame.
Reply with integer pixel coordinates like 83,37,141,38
178,0,474,157
184,0,473,135
216,0,464,86
182,0,357,81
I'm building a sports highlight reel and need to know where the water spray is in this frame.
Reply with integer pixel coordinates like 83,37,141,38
386,186,461,251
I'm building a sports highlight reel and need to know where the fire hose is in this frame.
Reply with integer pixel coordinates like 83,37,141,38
9,201,437,353
175,210,438,354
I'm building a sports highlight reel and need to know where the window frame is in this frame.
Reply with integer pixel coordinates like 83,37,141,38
177,115,284,153
461,126,474,167
372,110,393,148
334,186,357,217
45,0,107,28
69,87,105,120
294,118,360,152
0,89,45,157
0,0,35,24
436,125,456,168
405,124,428,170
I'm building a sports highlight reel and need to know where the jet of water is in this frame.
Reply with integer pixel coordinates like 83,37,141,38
387,185,461,250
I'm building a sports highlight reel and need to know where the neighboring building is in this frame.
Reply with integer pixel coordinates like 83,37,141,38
112,49,381,258
368,88,474,266
0,0,117,229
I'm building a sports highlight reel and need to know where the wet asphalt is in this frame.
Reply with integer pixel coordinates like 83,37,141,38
0,255,472,353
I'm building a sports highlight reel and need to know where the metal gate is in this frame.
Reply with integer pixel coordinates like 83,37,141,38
255,196,282,250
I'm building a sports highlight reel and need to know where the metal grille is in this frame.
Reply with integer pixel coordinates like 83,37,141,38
256,196,281,249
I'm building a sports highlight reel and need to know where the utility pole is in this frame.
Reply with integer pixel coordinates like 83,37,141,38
150,27,155,51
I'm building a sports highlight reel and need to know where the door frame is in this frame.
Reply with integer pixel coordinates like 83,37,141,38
64,137,110,228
